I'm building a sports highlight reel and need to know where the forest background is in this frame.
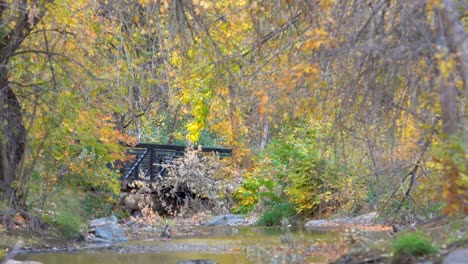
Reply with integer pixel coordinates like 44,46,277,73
0,0,466,236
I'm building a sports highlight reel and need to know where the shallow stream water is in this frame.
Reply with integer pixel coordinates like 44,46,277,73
17,226,387,264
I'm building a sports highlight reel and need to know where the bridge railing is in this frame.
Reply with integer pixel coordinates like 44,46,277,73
120,143,232,182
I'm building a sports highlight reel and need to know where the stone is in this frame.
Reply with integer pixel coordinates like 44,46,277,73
89,216,117,228
93,223,128,243
202,214,244,226
443,249,468,264
87,236,114,244
126,220,135,227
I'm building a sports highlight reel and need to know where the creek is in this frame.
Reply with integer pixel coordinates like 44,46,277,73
16,226,389,264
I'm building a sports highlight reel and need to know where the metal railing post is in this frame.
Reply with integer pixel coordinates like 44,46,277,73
135,154,140,180
149,147,155,180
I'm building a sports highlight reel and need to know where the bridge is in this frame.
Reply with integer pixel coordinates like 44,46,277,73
120,143,232,187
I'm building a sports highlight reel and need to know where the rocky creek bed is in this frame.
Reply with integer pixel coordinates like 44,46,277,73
1,213,466,264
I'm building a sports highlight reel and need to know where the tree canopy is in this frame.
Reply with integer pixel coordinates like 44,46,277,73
0,0,466,217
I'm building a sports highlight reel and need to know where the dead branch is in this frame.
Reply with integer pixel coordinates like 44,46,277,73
382,116,440,214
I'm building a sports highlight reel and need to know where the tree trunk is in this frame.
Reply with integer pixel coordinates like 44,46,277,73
439,79,459,136
436,0,467,214
227,83,243,170
259,120,270,150
0,0,49,205
0,66,25,202
440,0,468,95
440,0,468,168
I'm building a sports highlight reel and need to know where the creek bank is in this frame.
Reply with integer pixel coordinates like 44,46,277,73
331,216,467,264
201,214,247,226
83,213,256,245
4,212,465,264
304,212,391,231
332,238,468,264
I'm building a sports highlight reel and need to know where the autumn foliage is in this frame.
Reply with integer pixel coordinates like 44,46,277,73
0,0,466,222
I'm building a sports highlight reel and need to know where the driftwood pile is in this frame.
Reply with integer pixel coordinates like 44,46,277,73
121,147,231,216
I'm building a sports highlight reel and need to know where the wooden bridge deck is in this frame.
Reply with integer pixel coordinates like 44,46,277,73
120,143,231,185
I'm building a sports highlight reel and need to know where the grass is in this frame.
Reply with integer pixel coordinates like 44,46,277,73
40,188,86,240
51,211,83,240
0,248,5,260
257,202,296,226
392,231,438,259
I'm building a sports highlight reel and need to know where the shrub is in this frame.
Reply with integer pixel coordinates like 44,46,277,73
254,124,365,217
81,191,116,218
233,177,261,214
257,202,296,226
392,231,437,259
233,176,282,214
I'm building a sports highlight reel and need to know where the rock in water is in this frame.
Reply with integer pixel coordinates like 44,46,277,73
443,249,468,264
202,214,245,226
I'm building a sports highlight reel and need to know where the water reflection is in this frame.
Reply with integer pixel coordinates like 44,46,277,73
19,252,248,264
17,226,379,264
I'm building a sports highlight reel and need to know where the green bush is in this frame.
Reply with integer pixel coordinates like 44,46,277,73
257,202,296,226
257,124,364,217
233,177,282,214
233,177,261,214
235,122,366,217
393,231,437,259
